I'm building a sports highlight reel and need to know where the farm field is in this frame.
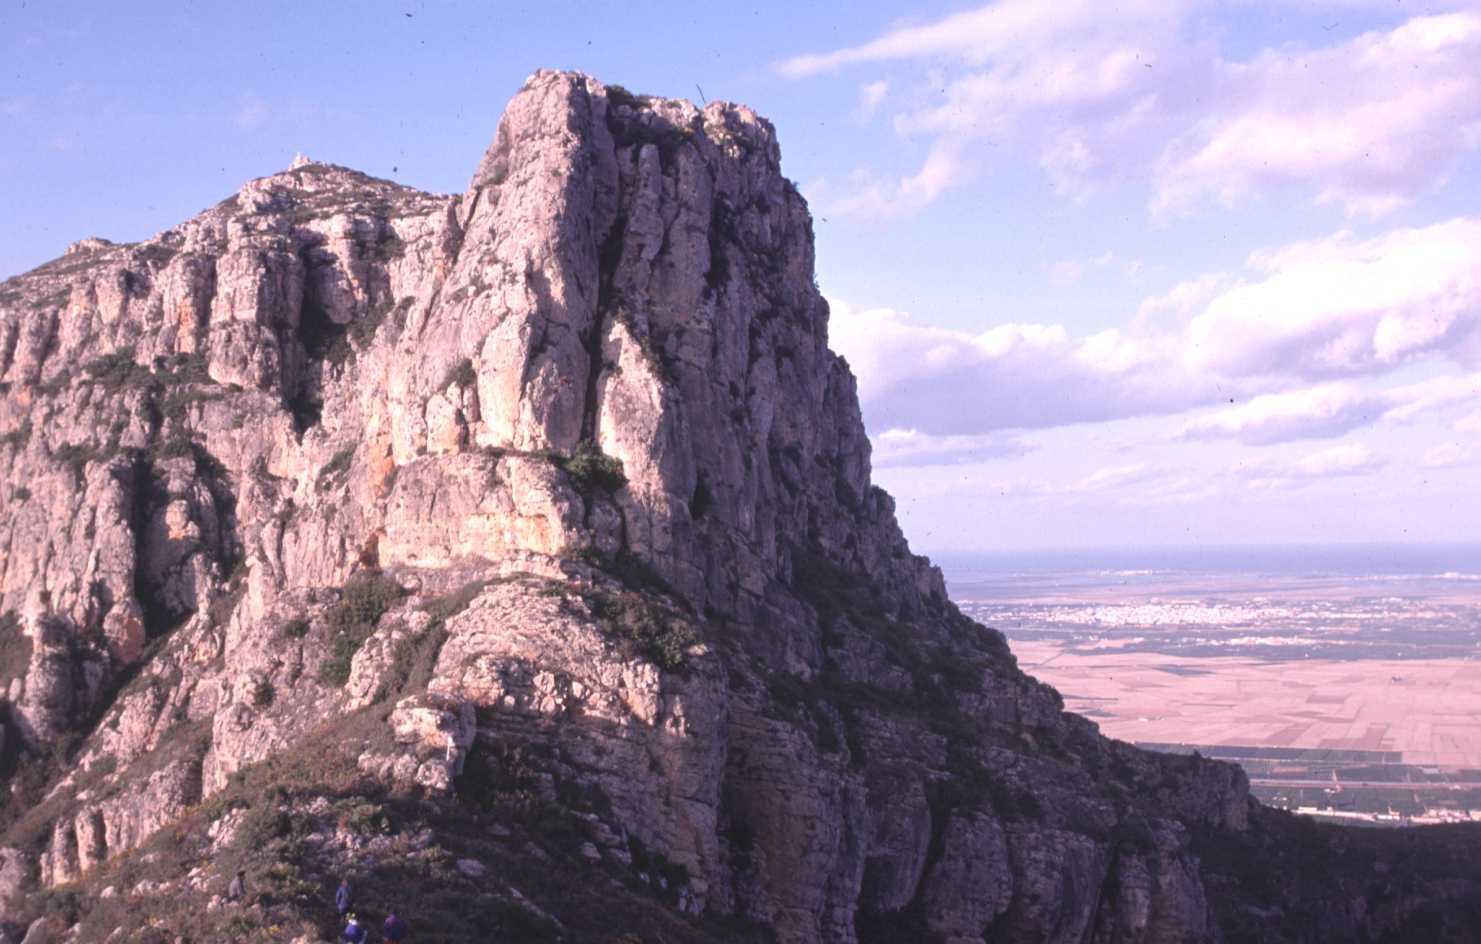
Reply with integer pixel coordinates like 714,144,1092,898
943,548,1481,823
1009,639,1481,768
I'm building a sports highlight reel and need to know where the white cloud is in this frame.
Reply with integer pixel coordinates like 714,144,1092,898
858,80,889,120
1185,220,1481,378
780,6,1481,220
1126,475,1226,506
871,428,1032,467
831,217,1481,444
1422,442,1476,468
775,0,1167,79
827,299,1212,434
1047,259,1085,285
1062,463,1158,494
1456,410,1481,433
1047,250,1140,286
1184,383,1374,444
1154,13,1481,218
233,93,270,131
1135,272,1231,324
1242,443,1385,488
1293,443,1382,477
1181,373,1481,444
880,459,1169,500
806,144,970,219
1378,374,1481,422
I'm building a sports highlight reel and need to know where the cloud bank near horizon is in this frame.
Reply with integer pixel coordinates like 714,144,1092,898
829,218,1481,456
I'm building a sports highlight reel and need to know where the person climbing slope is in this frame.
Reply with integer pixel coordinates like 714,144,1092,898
383,910,408,942
226,869,245,903
341,912,367,943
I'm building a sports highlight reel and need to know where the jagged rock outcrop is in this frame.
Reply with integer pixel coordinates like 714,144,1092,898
1,70,1479,943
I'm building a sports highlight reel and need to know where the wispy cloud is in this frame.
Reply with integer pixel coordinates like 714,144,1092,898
1181,374,1481,444
828,298,1208,435
833,215,1481,449
1422,442,1476,468
776,0,1171,79
233,93,271,131
1243,443,1386,489
781,6,1481,220
805,147,968,219
857,80,889,120
1186,219,1481,377
1153,13,1481,219
1047,250,1141,286
870,427,1032,467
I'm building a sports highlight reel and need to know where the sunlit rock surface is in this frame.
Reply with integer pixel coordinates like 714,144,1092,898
1,70,1478,943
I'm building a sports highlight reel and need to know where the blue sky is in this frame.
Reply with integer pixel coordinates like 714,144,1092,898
4,1,1481,554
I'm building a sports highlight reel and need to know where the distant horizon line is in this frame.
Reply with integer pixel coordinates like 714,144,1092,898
925,539,1481,559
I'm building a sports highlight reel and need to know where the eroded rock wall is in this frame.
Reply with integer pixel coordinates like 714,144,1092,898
1,71,1476,944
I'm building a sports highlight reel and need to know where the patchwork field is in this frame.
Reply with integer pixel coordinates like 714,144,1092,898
945,556,1481,821
1010,640,1481,768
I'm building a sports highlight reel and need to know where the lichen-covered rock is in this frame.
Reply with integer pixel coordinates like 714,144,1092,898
1,69,1478,943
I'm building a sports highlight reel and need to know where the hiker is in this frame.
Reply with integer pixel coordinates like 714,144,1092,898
383,911,408,942
226,869,245,902
341,913,368,944
335,877,354,918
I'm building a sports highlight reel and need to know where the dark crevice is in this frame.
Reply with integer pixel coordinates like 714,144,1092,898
285,271,338,433
518,266,555,403
704,199,733,297
581,210,628,446
413,192,471,341
126,453,183,640
29,308,62,385
193,255,219,354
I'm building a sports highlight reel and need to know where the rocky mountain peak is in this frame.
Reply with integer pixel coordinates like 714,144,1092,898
0,70,1478,943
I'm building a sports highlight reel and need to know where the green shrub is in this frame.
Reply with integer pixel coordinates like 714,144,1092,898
209,576,248,629
442,357,476,390
11,486,30,502
627,835,690,906
317,447,353,491
369,232,405,262
0,419,32,449
54,440,124,485
334,572,404,627
0,610,31,687
605,84,642,109
279,617,311,639
589,591,696,671
252,679,275,708
83,347,151,390
319,572,404,686
150,434,198,462
578,548,673,595
559,440,626,494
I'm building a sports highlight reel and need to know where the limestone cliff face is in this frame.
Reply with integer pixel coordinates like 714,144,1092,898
1,71,1478,943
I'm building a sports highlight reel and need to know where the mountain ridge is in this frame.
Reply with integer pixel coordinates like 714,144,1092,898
0,69,1478,943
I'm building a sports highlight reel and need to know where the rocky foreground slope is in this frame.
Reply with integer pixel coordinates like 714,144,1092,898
1,71,1479,943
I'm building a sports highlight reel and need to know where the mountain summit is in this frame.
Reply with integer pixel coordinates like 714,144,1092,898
0,70,1477,943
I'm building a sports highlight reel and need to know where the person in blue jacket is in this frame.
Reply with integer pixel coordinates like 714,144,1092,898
383,910,408,942
335,878,353,918
341,912,368,943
